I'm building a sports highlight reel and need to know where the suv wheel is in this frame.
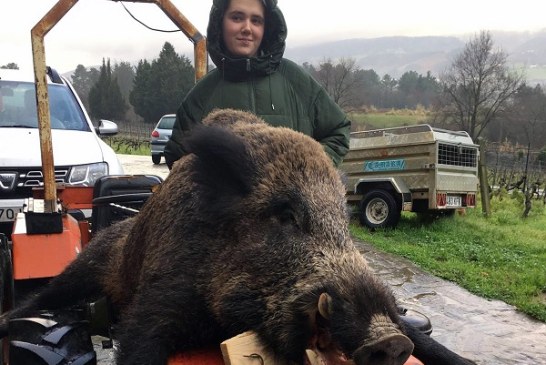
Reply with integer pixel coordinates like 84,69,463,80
152,154,161,165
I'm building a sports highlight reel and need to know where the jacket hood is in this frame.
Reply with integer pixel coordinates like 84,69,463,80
207,0,287,79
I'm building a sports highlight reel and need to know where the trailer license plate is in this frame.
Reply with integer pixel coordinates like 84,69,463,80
0,207,22,222
446,196,462,207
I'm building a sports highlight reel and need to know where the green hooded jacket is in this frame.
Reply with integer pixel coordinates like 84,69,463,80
164,0,350,168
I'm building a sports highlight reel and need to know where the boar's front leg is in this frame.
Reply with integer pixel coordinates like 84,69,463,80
113,281,222,365
402,323,477,365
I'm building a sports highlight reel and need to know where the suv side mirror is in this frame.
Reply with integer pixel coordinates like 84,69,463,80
96,119,118,136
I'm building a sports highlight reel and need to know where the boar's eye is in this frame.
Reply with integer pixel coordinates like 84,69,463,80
278,206,298,226
269,200,300,228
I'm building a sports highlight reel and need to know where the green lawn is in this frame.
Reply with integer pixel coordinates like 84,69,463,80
348,110,431,131
350,193,546,322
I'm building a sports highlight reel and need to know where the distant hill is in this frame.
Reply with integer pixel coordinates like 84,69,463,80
284,30,546,84
62,31,546,85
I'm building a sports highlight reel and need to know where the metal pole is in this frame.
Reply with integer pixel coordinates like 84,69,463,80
31,0,207,214
153,0,208,81
31,0,79,213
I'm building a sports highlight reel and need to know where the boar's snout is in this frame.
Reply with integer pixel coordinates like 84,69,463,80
351,313,413,365
352,333,413,365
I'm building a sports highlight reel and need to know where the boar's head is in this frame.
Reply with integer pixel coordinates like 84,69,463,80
171,109,414,365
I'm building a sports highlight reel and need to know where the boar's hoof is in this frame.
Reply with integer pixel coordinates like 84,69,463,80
353,333,413,365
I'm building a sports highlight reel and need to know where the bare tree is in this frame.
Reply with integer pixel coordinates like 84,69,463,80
505,84,546,149
505,83,546,213
436,31,523,140
313,57,361,108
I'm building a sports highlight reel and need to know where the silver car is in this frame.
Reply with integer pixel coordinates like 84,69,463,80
150,114,176,164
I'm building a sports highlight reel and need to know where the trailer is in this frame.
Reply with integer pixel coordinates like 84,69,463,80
341,124,479,229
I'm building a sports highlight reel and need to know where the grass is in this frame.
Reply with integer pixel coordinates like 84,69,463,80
350,194,546,322
103,136,150,155
515,63,546,83
348,109,431,130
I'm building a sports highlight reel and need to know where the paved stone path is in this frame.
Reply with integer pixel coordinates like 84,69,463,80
358,241,546,365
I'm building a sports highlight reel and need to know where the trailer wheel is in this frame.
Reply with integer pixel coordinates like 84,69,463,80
8,311,96,365
359,189,401,229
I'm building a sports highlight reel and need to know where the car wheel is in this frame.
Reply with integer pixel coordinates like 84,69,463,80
359,189,401,229
9,311,96,365
152,154,161,165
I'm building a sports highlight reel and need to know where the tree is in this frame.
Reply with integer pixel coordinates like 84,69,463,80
88,58,127,121
130,59,153,122
113,62,135,103
379,74,398,108
353,69,381,108
1,63,19,69
130,42,194,124
504,84,546,148
303,58,362,109
71,64,100,110
330,58,362,108
436,30,523,140
506,84,546,199
398,71,440,108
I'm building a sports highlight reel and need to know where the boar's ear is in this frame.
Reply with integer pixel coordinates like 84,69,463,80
318,292,333,320
183,124,256,201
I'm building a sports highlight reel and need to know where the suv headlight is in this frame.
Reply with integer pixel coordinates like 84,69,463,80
68,162,108,186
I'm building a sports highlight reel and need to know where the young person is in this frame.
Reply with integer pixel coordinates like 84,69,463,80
164,0,351,168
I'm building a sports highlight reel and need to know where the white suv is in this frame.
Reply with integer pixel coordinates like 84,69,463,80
0,67,124,237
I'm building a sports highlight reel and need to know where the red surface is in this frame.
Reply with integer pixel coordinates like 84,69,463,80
12,214,82,279
167,348,424,365
168,348,225,365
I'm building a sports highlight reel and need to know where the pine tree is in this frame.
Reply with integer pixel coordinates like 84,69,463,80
88,59,127,121
130,42,194,124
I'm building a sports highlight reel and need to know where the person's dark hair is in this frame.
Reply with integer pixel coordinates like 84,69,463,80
207,0,286,72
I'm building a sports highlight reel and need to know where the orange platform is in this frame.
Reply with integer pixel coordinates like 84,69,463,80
11,213,82,280
167,348,424,365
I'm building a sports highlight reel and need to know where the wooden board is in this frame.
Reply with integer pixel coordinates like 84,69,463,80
221,332,282,365
168,331,425,365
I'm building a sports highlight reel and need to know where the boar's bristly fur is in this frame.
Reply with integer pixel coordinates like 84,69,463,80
0,109,475,365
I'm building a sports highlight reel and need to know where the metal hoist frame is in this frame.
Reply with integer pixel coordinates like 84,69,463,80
31,0,207,213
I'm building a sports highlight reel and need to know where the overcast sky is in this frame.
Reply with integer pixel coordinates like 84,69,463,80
1,0,545,73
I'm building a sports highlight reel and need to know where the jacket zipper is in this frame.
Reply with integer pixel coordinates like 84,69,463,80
247,59,255,112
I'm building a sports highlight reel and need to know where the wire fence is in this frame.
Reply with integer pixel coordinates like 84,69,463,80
102,120,154,154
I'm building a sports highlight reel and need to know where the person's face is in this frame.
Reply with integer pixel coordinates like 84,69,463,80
222,0,265,58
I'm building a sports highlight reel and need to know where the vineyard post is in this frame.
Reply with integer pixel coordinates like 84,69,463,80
478,138,491,217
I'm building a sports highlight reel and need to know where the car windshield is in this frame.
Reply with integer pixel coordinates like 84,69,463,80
0,80,90,131
158,116,176,129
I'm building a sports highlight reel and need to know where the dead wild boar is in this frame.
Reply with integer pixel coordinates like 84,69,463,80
0,109,475,365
